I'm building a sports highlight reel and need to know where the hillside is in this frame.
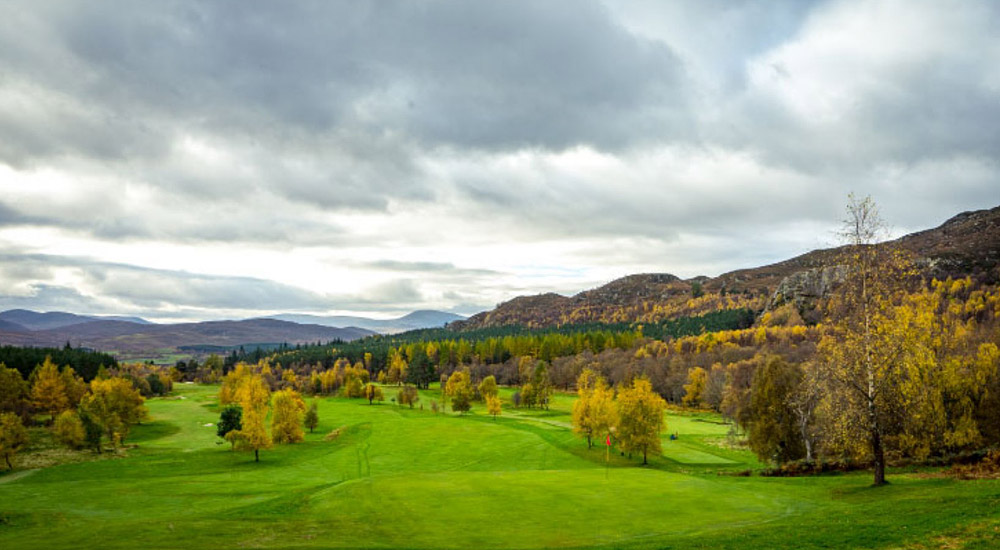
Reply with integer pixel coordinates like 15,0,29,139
453,205,1000,330
0,309,153,330
0,317,375,360
269,310,464,333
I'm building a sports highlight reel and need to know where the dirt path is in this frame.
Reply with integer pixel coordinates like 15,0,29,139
0,469,36,484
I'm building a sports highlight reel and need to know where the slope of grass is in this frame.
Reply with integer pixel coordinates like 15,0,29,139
1,383,998,549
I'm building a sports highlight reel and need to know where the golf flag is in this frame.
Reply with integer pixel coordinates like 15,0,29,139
606,434,611,446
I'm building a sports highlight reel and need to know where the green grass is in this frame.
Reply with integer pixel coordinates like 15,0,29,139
1,383,998,549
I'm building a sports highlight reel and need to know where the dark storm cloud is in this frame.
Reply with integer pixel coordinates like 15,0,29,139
0,1,688,160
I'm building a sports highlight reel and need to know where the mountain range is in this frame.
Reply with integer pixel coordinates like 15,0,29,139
452,205,1000,330
267,310,465,334
0,309,464,362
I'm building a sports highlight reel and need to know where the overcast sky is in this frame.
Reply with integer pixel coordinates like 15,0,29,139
0,0,997,322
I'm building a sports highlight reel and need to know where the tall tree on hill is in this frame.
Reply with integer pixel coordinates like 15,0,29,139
819,194,917,486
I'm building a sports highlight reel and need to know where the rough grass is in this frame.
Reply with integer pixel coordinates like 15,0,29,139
0,384,998,549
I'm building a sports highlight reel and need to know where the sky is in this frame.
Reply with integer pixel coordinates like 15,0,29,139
0,0,997,323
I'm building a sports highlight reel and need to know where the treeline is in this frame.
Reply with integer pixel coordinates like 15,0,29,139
0,345,118,382
263,308,755,374
1,358,166,468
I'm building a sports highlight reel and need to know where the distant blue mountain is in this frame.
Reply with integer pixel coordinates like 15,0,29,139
0,309,153,331
269,310,465,334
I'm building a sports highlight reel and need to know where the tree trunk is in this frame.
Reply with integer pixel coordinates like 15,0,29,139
255,448,259,462
868,396,887,486
871,423,887,486
642,449,648,465
5,454,11,470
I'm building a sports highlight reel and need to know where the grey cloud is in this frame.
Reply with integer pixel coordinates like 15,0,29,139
363,260,502,277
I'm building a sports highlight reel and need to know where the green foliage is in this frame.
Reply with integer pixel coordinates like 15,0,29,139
0,412,28,469
217,405,243,443
267,309,755,373
0,345,118,382
396,385,419,409
303,401,319,433
747,357,805,464
445,370,473,414
54,410,86,449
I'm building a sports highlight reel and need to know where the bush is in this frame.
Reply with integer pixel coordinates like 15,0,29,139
54,410,85,449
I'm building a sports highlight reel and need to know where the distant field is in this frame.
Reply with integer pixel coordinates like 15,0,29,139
1,384,998,549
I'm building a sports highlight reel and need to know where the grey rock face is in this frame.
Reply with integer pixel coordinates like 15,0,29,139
767,265,847,314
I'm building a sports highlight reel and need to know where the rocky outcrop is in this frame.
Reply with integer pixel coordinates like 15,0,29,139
766,266,846,316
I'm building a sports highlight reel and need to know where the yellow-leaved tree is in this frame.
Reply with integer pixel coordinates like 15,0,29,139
616,377,666,465
818,194,918,486
81,377,148,447
486,394,502,420
227,374,272,462
271,389,306,444
445,369,472,413
31,357,68,422
0,412,28,470
682,367,707,408
572,369,619,449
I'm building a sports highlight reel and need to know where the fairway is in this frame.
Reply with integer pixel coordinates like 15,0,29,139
2,384,999,549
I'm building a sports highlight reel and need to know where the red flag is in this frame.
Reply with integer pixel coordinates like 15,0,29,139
606,434,611,446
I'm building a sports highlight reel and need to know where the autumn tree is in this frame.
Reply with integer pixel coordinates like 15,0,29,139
31,357,68,422
227,374,271,462
616,377,666,465
819,194,916,486
682,367,707,408
272,389,306,444
54,410,86,449
217,405,242,449
219,363,251,405
397,385,419,408
486,394,502,420
0,412,28,470
572,369,617,449
0,363,29,418
363,383,384,405
387,350,408,385
746,356,806,464
81,377,147,447
61,367,88,408
445,369,473,414
478,375,498,400
304,401,319,433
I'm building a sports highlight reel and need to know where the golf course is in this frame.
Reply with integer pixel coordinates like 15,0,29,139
1,383,998,549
